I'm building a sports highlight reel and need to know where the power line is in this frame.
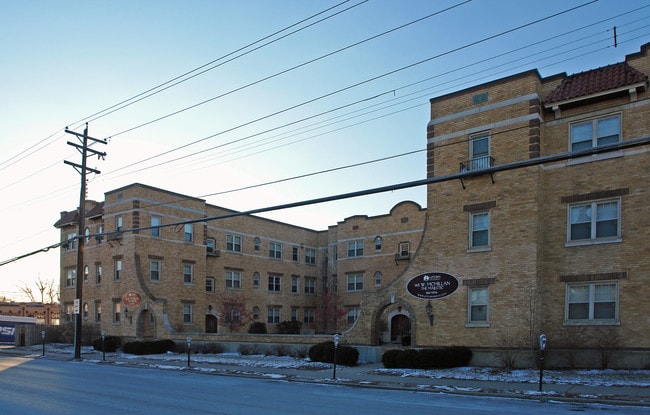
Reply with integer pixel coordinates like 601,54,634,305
99,1,599,179
3,135,647,268
0,1,361,178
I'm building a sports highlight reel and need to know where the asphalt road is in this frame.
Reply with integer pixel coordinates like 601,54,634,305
1,356,648,415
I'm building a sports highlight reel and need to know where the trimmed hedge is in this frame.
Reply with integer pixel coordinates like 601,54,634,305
248,322,268,334
277,320,302,334
123,339,177,355
382,346,472,369
308,341,359,366
92,336,121,353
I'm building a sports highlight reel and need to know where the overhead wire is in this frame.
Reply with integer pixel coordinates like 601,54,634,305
100,0,601,180
2,0,644,256
0,0,362,184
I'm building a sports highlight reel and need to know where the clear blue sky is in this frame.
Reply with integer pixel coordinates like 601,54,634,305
1,0,648,301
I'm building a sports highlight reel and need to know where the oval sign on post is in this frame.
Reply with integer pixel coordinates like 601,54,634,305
407,272,459,299
122,291,142,307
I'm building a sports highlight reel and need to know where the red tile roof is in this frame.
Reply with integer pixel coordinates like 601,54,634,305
544,62,647,104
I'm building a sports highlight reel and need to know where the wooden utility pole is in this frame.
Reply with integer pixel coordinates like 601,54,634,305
64,123,107,359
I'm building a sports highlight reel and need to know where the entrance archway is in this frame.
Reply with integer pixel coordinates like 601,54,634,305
390,314,411,345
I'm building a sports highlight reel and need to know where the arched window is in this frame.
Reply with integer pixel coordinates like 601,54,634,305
374,236,383,251
374,271,382,287
253,272,260,288
252,306,260,320
254,237,261,252
85,227,91,243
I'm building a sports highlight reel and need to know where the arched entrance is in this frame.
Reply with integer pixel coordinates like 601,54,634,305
390,314,411,345
205,314,218,333
136,309,156,339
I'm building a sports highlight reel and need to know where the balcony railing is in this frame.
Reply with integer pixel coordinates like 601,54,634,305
459,155,495,172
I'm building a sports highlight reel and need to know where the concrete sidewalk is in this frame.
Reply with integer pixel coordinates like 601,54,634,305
3,346,649,408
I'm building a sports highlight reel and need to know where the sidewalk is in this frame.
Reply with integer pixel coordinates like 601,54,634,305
3,345,650,407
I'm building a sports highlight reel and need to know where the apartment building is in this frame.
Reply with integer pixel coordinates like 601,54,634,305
345,43,650,367
55,183,426,342
56,43,649,367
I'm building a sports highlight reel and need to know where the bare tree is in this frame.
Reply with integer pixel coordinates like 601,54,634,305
17,281,35,302
218,291,253,333
17,276,59,303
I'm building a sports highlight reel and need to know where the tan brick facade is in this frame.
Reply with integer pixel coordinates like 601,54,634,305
57,44,650,368
56,184,426,344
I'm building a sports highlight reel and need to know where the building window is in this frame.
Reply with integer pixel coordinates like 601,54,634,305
151,216,161,237
292,246,299,262
113,302,121,323
303,308,315,324
347,240,364,257
150,261,161,281
268,275,281,292
252,306,260,320
267,307,281,324
96,264,102,284
253,272,260,288
114,260,122,280
206,238,216,254
470,211,490,249
346,308,360,324
183,264,194,284
184,223,193,242
95,301,101,323
566,282,618,322
398,242,410,257
269,242,282,259
570,115,620,151
226,306,241,325
374,271,382,287
291,277,299,293
183,304,193,323
568,200,620,242
226,270,241,289
374,236,382,251
84,227,91,244
66,233,77,251
65,269,76,287
206,277,215,293
305,248,316,264
304,277,316,295
84,265,89,282
468,287,489,324
83,302,89,320
116,216,123,232
97,225,104,244
254,237,261,252
469,133,491,170
291,308,298,322
226,234,242,252
347,274,363,292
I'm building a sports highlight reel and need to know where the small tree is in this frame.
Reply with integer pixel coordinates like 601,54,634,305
218,292,253,333
313,280,346,333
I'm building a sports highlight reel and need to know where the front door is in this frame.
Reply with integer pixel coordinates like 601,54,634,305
390,314,411,344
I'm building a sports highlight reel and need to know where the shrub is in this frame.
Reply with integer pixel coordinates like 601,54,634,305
239,343,262,355
196,342,225,354
248,322,267,334
381,349,401,368
381,346,472,369
277,320,302,334
123,339,176,355
92,336,121,353
308,341,359,366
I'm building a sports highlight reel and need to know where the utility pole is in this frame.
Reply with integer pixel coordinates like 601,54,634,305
64,123,107,359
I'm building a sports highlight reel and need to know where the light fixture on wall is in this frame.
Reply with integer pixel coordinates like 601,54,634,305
425,301,434,326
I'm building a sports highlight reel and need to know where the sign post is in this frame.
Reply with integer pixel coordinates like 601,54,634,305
538,333,547,392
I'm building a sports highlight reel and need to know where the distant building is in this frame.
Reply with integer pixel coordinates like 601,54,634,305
56,43,650,368
0,302,59,326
